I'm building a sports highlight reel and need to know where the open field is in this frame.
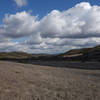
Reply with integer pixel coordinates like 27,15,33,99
0,61,99,100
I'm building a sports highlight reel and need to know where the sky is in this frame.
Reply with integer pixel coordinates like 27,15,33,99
0,0,100,54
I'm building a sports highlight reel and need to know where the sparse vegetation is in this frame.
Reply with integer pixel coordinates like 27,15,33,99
0,46,100,99
1,45,100,62
0,61,99,100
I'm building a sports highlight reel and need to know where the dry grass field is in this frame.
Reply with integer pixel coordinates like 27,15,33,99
0,61,99,100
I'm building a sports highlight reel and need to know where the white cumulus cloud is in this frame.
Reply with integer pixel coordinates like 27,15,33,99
1,11,38,38
14,0,27,7
1,2,100,53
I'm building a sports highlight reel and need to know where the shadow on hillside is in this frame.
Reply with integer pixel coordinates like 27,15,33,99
1,58,100,70
28,61,100,70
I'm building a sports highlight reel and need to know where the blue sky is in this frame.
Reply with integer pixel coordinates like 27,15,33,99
0,0,100,53
0,0,100,22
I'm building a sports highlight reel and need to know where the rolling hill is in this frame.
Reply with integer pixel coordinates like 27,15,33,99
60,45,100,61
0,45,100,62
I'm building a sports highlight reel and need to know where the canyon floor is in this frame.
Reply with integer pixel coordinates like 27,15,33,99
0,61,100,100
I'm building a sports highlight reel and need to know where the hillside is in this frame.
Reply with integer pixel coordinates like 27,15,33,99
60,45,100,61
62,45,100,56
0,52,33,60
0,45,100,62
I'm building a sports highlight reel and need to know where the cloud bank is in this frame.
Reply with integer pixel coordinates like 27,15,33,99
0,2,100,53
